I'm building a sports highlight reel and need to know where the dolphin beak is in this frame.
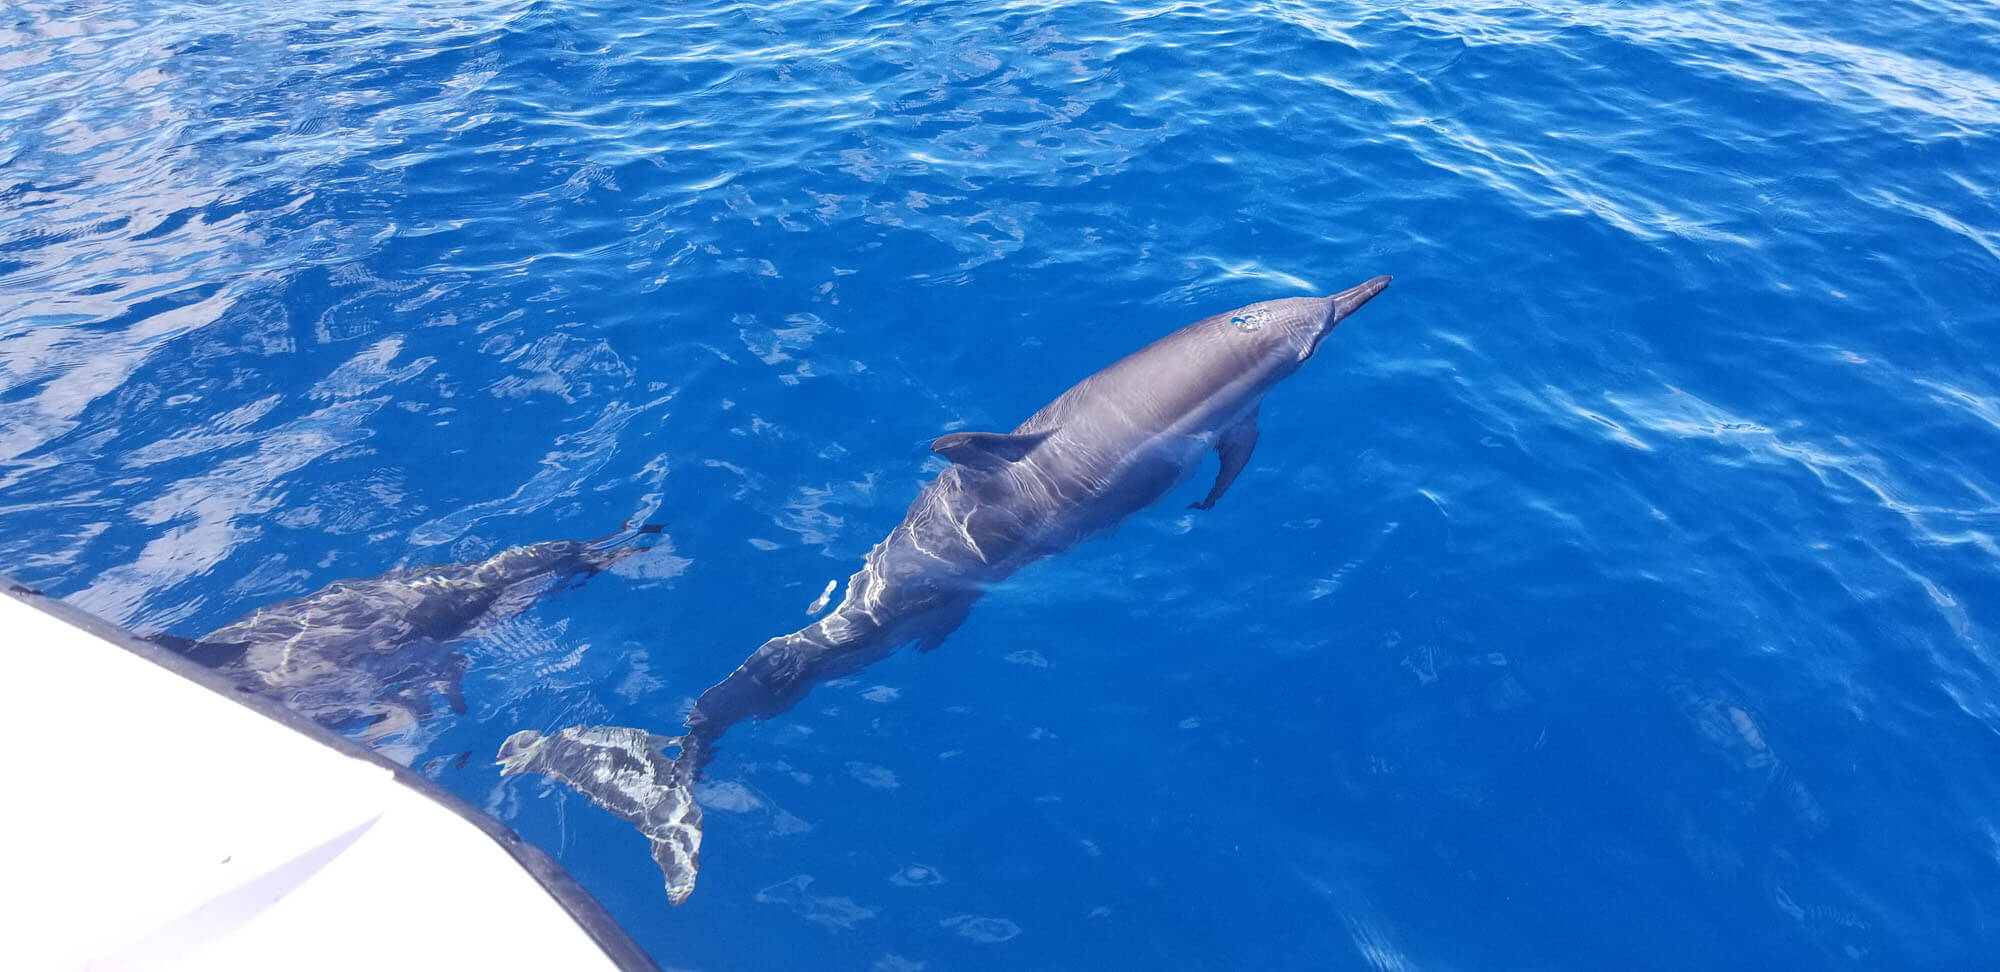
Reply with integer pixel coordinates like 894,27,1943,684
1328,275,1392,322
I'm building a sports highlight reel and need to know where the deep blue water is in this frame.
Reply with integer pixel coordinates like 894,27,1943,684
6,0,2000,967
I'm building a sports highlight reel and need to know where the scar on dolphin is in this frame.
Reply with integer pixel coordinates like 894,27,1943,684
501,277,1393,903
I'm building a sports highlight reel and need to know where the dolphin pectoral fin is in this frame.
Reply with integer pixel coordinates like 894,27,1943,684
1190,409,1260,511
498,726,706,905
930,429,1055,469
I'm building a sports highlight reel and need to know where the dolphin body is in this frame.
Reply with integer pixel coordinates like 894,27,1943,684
499,277,1393,904
159,526,661,740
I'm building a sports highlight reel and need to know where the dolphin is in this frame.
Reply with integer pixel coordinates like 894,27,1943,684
499,276,1393,903
157,525,663,740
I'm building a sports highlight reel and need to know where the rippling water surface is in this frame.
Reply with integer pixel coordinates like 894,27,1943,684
6,0,2000,967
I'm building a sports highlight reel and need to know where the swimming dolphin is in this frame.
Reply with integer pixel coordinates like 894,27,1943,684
499,276,1393,903
158,525,663,740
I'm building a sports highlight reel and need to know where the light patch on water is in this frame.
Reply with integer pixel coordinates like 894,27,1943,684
775,474,879,550
1544,385,1653,452
487,332,635,404
608,533,693,580
1004,649,1048,667
940,914,1020,944
1872,188,2000,265
1291,868,1418,972
738,312,859,384
889,863,944,887
1308,520,1401,600
1916,378,2000,438
615,652,664,704
1419,0,2000,131
66,395,390,625
846,762,899,789
310,335,434,400
693,780,765,813
410,397,668,545
1171,256,1319,297
754,875,876,931
0,243,238,470
1610,384,2000,560
701,773,814,834
808,578,838,614
122,394,282,467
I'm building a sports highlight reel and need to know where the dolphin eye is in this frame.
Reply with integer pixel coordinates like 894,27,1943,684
1229,309,1269,333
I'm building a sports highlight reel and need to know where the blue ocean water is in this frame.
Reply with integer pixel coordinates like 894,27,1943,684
5,0,2000,967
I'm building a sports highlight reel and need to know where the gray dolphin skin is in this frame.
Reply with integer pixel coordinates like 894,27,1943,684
499,276,1392,904
161,525,662,739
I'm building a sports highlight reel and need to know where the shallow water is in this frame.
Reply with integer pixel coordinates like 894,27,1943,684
5,0,1999,968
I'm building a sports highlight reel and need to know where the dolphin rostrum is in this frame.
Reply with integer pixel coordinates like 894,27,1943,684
158,525,663,740
499,276,1392,903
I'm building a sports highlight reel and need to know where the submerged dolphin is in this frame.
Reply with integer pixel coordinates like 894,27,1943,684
500,276,1393,903
159,526,662,740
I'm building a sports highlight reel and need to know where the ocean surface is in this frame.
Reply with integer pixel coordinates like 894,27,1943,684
5,0,2000,968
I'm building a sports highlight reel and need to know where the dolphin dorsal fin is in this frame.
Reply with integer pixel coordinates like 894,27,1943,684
930,429,1054,469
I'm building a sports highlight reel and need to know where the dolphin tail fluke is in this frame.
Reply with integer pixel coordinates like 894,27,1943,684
497,725,705,905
